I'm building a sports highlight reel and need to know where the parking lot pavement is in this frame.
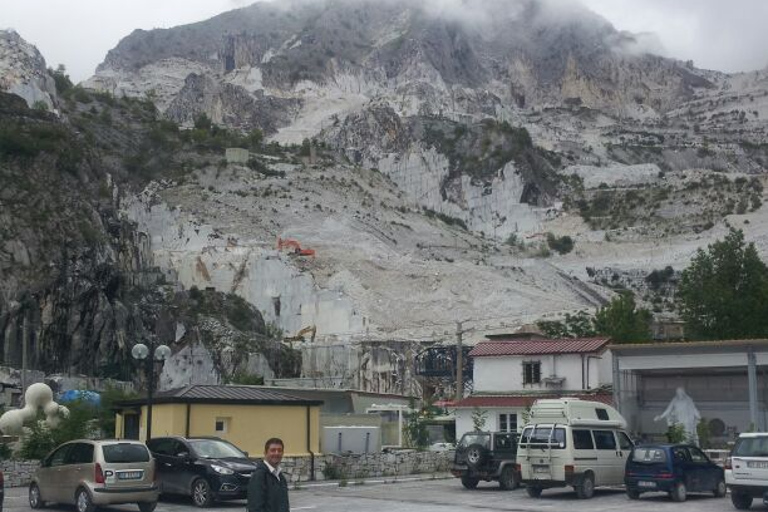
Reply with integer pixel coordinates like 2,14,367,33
3,478,760,512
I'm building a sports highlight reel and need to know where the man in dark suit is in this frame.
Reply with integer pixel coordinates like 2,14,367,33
247,438,289,512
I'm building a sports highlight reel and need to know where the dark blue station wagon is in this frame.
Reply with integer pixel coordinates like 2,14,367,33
625,444,726,502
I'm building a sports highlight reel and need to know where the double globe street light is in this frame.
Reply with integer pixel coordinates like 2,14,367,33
131,340,172,441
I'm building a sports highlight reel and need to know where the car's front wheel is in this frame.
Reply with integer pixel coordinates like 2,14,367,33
626,488,641,500
191,478,214,508
731,491,753,510
29,483,45,509
461,476,479,489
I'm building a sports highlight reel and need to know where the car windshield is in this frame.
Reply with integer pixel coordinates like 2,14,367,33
632,447,668,464
458,434,490,449
188,439,247,459
102,443,150,463
733,437,768,457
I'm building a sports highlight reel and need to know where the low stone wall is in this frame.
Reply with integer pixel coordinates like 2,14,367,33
283,450,454,482
1,460,40,487
2,451,453,487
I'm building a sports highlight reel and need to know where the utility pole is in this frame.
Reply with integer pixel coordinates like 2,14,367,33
455,321,463,402
21,308,29,399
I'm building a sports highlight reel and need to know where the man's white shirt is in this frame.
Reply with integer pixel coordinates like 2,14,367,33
263,460,282,480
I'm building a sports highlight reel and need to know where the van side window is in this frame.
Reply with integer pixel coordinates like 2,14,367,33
520,427,532,444
552,428,566,448
573,429,595,449
616,431,633,451
595,408,609,420
593,430,617,450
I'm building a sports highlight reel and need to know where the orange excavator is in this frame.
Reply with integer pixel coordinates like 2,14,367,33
276,236,316,257
283,325,317,345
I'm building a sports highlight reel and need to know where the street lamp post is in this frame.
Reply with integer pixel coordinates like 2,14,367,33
131,340,171,441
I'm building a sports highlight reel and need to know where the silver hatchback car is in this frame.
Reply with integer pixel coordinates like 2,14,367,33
29,439,158,512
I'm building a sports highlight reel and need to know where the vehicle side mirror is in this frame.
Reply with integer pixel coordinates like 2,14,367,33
177,451,190,459
243,451,249,457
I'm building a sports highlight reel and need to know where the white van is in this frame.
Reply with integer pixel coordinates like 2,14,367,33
517,398,633,499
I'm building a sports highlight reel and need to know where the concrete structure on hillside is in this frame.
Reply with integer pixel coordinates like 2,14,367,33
113,384,322,457
611,339,768,443
225,147,249,164
452,337,613,436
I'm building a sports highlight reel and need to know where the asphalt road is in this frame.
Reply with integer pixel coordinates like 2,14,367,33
3,477,760,512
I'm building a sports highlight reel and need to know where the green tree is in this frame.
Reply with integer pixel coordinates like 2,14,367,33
665,423,687,443
403,399,437,450
194,113,213,131
594,293,652,343
471,407,488,431
678,228,768,340
97,387,138,438
537,310,597,339
247,129,264,149
299,138,312,157
20,400,94,460
49,64,73,94
546,233,575,255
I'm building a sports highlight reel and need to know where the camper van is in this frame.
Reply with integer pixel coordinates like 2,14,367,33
516,398,632,499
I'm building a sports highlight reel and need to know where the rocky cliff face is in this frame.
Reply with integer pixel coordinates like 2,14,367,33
0,30,57,110
88,0,711,120
0,68,297,388
81,0,731,246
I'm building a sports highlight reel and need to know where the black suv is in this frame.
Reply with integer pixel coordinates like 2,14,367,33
451,431,520,490
146,436,258,507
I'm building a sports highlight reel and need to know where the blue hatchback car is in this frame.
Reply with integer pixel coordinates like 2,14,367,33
625,444,726,502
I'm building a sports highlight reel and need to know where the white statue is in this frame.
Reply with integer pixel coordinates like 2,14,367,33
0,383,70,435
654,387,701,444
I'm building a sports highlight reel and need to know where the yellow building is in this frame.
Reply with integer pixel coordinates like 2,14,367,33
114,385,322,456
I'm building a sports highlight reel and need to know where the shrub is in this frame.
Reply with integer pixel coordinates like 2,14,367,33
546,233,574,255
227,371,264,386
665,424,687,444
322,463,345,480
20,400,95,460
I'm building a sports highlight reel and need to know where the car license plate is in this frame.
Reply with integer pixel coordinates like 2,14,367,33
748,461,768,469
118,471,143,480
638,481,656,488
533,465,549,474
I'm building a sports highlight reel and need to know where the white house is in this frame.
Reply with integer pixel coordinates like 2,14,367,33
453,337,614,436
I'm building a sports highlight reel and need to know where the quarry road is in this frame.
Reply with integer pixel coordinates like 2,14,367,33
2,478,751,512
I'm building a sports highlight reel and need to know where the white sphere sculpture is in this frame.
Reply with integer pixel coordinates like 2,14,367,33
0,382,70,435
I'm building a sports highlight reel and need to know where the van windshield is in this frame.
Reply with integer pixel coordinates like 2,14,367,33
733,436,768,457
520,426,566,449
632,447,667,464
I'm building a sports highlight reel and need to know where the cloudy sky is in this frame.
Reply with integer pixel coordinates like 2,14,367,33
3,0,768,83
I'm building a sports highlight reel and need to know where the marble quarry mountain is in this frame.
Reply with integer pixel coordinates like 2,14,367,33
2,0,768,397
